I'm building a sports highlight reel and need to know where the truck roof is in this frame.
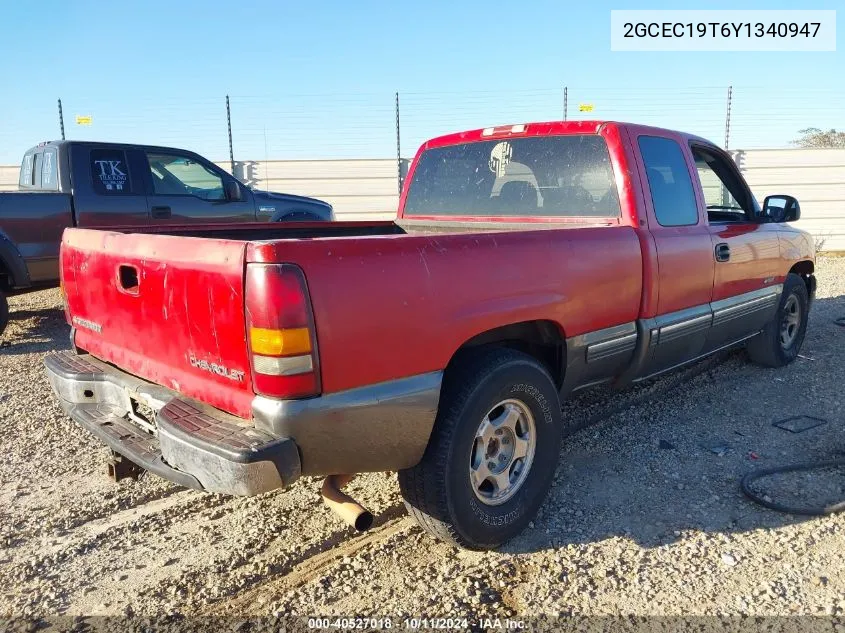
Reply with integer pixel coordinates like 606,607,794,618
421,120,714,150
24,140,213,156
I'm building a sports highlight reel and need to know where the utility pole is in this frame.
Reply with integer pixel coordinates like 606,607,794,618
226,95,235,175
563,87,568,121
57,99,66,140
395,92,402,195
724,85,733,150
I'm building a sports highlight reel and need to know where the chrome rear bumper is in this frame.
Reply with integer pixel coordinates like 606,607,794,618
44,352,301,495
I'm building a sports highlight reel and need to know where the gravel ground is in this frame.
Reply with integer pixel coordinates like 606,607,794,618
1,258,845,622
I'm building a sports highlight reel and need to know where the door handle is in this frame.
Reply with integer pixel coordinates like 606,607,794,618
715,242,731,262
151,205,171,219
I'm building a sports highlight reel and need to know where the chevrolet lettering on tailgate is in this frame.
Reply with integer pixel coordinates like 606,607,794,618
188,353,245,383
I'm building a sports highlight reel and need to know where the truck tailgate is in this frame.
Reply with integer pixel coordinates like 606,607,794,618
61,228,254,418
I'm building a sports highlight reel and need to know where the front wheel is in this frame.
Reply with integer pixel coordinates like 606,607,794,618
0,290,8,336
746,273,809,367
398,348,564,550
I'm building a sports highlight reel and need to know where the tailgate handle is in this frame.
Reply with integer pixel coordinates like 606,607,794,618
117,265,140,295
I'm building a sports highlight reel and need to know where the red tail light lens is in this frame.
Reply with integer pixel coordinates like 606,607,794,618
245,263,320,399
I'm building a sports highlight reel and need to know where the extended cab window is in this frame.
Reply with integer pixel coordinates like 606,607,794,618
146,152,225,201
91,149,134,195
403,135,620,218
638,136,699,227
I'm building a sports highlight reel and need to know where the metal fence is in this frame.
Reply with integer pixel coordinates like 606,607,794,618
2,86,843,169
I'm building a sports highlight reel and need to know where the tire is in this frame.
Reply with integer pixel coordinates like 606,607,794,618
746,273,809,368
398,348,563,550
0,290,8,336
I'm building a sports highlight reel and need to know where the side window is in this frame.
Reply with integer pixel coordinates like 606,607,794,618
91,149,134,195
638,136,699,227
146,152,225,201
690,146,753,223
41,148,58,191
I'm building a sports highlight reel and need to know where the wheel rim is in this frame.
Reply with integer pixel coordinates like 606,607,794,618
469,398,536,506
779,295,801,349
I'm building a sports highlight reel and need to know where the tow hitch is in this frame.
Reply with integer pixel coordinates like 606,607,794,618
107,450,143,482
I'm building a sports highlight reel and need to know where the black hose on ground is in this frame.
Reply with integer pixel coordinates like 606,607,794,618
741,458,845,516
834,316,845,327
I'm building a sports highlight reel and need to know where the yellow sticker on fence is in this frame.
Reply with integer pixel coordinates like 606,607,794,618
75,115,92,125
578,104,594,112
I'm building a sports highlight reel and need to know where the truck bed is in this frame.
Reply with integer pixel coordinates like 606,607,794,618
60,222,643,421
0,191,73,285
102,217,618,242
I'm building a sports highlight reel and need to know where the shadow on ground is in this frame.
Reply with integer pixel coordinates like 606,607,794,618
0,305,69,355
4,286,845,559
503,293,845,554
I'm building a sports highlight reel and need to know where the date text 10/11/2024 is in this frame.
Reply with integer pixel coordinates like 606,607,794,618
307,617,527,630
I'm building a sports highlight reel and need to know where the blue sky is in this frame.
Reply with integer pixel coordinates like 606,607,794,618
0,0,842,164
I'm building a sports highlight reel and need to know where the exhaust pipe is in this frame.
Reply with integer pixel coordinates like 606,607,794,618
320,474,374,531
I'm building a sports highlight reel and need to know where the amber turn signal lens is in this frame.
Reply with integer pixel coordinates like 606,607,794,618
250,326,312,357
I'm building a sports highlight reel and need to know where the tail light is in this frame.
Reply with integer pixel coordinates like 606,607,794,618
245,263,320,399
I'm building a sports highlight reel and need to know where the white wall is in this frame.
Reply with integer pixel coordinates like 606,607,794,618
732,148,845,252
216,159,403,221
0,165,19,191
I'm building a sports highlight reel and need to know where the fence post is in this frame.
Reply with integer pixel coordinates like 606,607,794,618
724,85,732,150
57,98,66,140
395,92,402,195
563,87,568,121
226,95,235,176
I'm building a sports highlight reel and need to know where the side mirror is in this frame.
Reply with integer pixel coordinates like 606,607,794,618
762,194,800,223
224,180,243,202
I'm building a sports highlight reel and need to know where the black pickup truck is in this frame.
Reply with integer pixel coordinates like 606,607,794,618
0,141,334,334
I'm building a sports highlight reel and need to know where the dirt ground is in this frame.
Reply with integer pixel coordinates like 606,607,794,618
1,258,845,623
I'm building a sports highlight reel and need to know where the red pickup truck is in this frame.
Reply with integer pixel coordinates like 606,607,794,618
45,121,815,550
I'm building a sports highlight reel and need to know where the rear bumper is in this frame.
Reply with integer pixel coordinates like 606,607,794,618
44,351,444,492
44,352,301,496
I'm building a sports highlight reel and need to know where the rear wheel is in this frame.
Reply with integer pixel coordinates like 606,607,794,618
398,348,563,550
746,273,809,367
0,290,8,336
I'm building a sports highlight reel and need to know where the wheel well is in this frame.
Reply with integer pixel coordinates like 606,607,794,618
789,260,815,301
273,210,323,222
447,320,566,389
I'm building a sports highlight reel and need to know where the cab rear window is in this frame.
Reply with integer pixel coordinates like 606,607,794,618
403,135,621,218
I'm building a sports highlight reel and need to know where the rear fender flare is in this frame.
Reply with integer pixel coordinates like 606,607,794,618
0,231,30,290
271,209,326,223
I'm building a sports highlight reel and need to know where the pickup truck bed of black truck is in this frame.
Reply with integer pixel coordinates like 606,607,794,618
0,140,334,334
